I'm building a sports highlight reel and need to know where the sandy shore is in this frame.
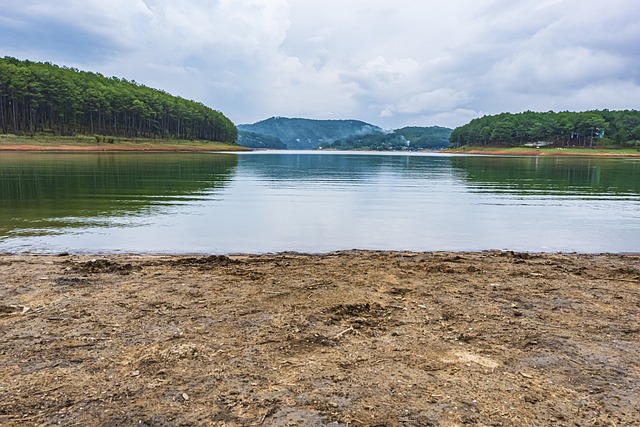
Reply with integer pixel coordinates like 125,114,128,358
1,250,639,426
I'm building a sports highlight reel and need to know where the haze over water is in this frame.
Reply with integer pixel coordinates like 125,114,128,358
1,151,639,254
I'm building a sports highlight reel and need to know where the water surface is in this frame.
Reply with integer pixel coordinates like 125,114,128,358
1,151,639,253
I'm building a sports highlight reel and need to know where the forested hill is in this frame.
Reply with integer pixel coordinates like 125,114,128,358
237,117,382,149
0,57,237,143
237,131,287,149
450,110,640,148
325,126,452,151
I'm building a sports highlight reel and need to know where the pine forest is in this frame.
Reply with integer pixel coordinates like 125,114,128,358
0,57,237,143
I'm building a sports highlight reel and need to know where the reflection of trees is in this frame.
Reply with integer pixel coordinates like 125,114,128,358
0,153,237,233
238,153,454,182
450,156,640,196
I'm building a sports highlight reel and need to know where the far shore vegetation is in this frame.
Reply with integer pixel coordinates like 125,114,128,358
446,109,640,157
3,133,639,156
449,110,640,149
4,57,640,157
0,57,238,145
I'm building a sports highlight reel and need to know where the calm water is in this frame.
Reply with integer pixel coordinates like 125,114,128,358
1,151,639,253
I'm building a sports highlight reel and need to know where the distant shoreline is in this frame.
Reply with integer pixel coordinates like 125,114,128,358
0,135,250,152
3,138,640,156
0,144,250,152
443,146,640,157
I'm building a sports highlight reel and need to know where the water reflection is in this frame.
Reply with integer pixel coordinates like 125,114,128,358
0,152,237,236
450,155,640,197
238,151,454,184
1,152,639,253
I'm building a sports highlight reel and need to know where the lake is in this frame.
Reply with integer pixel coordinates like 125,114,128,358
1,151,639,254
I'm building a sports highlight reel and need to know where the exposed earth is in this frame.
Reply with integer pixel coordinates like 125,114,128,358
1,251,639,426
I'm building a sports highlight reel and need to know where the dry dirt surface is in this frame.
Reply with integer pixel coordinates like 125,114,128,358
1,251,639,426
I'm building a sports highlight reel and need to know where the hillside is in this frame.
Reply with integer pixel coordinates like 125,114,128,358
237,117,381,149
237,130,287,149
450,110,640,148
325,126,453,151
0,57,237,144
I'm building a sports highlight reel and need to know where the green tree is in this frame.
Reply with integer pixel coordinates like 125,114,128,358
0,56,237,144
450,110,637,148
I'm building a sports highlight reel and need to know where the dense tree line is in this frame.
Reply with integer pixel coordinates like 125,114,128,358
325,126,452,151
450,110,640,148
0,57,237,143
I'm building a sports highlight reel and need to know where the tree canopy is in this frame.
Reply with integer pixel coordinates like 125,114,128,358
0,57,237,143
450,110,640,148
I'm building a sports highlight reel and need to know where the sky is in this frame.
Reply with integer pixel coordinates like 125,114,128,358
1,0,639,129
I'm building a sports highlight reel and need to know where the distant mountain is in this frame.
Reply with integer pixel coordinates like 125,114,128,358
237,117,382,150
324,126,453,151
237,131,287,149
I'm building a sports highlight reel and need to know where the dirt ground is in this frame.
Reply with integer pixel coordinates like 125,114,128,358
1,250,639,426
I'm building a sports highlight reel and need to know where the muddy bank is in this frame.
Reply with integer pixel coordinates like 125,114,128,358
1,251,639,426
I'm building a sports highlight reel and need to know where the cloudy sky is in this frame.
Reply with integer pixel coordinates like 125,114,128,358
1,0,639,129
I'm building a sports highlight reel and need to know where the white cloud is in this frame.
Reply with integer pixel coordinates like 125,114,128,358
340,57,420,92
1,0,639,129
419,109,486,130
394,89,473,115
490,48,628,93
